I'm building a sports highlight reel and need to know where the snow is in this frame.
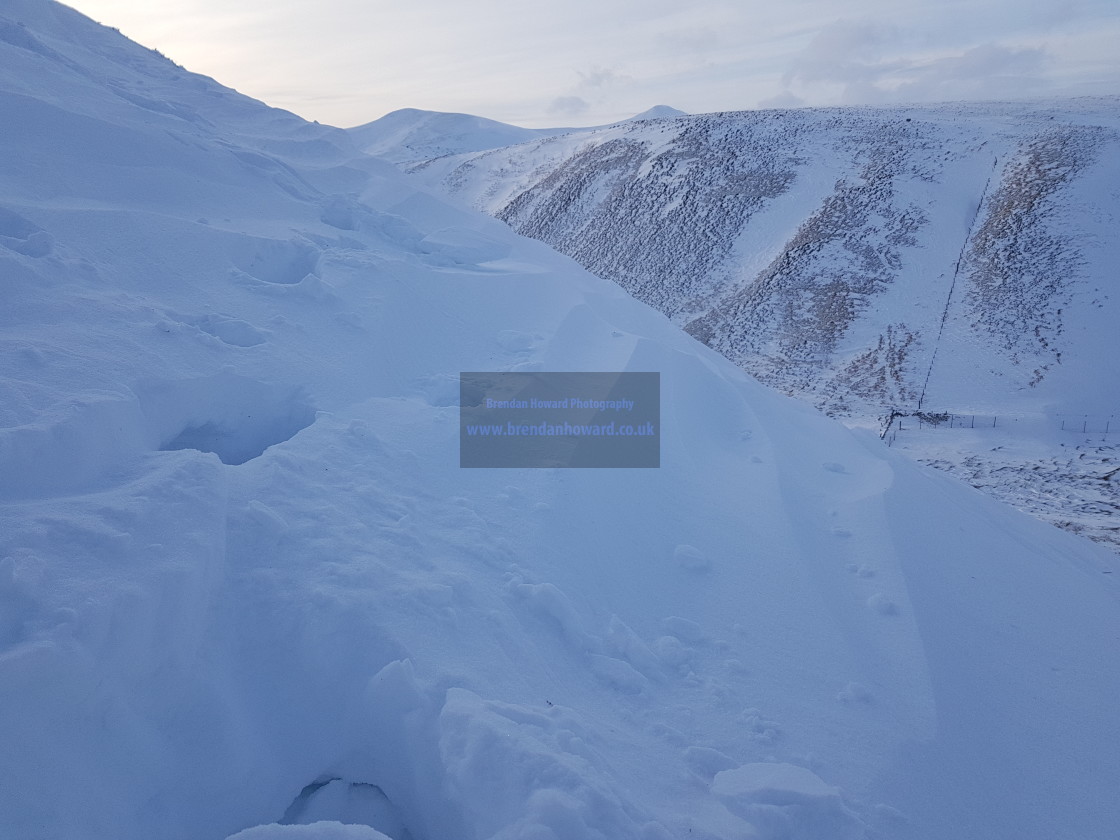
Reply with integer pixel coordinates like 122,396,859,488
410,97,1120,550
2,4,1120,840
624,105,688,122
346,108,566,164
711,763,850,832
347,106,688,164
226,825,392,840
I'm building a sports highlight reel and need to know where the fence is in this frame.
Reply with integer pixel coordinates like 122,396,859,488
1055,414,1114,435
880,411,1116,446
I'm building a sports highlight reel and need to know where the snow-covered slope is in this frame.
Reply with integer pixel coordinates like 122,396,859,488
410,101,1120,548
346,108,566,163
626,105,688,121
2,4,1119,840
348,106,688,164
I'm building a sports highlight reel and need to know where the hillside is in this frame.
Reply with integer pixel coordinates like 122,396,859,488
409,100,1120,548
346,108,563,163
2,3,1119,840
347,105,689,164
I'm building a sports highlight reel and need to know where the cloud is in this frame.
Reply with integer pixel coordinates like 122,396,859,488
758,90,807,109
890,43,1048,101
548,95,591,116
578,67,625,89
657,26,721,53
69,0,1120,128
542,66,631,123
781,20,902,87
772,19,1051,105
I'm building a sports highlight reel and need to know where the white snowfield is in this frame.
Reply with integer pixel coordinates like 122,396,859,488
1,3,1118,840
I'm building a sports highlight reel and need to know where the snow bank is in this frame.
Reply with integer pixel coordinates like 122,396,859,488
712,763,861,840
2,4,1119,840
226,824,392,840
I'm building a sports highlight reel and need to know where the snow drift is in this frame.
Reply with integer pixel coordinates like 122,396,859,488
1,3,1118,840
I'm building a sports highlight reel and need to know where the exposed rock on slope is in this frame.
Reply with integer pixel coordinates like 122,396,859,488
411,101,1120,547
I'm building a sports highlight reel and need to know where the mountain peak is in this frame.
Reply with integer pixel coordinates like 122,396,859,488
627,105,688,121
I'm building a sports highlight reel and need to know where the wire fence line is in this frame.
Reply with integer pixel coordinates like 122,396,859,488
880,410,1116,446
1054,413,1115,434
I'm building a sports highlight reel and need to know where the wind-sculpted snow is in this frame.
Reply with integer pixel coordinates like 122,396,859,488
415,100,1120,548
3,4,1120,840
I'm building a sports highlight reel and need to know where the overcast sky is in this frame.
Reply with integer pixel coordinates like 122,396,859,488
70,0,1120,128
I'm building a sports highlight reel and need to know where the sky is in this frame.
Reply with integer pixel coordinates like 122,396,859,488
68,0,1120,128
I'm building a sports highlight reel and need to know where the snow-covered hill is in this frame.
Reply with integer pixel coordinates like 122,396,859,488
410,100,1120,548
348,106,689,164
346,108,564,163
627,105,688,121
2,4,1119,840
